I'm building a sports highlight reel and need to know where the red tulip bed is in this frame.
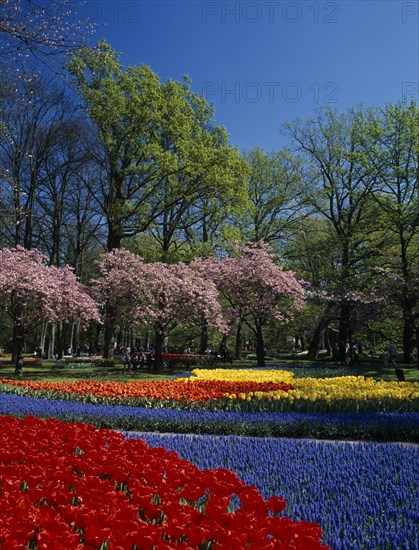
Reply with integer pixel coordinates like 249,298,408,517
0,414,328,549
1,378,293,405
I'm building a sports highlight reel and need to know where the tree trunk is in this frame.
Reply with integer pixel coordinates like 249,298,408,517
308,317,329,360
56,321,63,360
13,183,22,247
69,323,75,354
40,322,48,357
23,171,37,251
93,323,101,353
11,324,18,365
61,322,71,355
47,322,56,360
325,329,332,355
255,325,265,367
103,226,122,358
199,318,208,354
116,325,123,350
12,311,25,375
104,303,116,359
399,232,415,363
107,225,122,252
402,301,415,364
338,302,352,347
235,319,242,359
154,328,164,370
307,304,334,360
73,322,80,356
161,207,171,263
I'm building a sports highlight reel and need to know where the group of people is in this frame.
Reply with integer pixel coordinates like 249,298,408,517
203,345,233,363
120,347,155,371
218,342,234,364
119,343,234,370
179,345,234,364
332,341,363,366
332,340,400,367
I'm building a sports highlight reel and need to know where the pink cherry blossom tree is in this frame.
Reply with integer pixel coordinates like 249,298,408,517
0,246,100,374
141,261,225,369
94,249,225,368
94,249,146,358
193,242,305,367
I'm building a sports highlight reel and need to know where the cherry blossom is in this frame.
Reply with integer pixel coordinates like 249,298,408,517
193,242,305,366
0,246,100,373
94,250,225,367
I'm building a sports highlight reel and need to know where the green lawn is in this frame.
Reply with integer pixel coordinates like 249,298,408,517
0,361,175,382
1,356,418,383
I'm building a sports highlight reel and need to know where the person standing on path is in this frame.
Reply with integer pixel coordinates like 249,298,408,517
388,341,397,367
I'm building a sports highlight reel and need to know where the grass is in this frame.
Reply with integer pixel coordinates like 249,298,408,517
0,361,176,383
0,355,418,383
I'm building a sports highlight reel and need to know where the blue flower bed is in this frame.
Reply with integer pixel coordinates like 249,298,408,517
127,432,419,550
1,388,418,548
1,392,418,441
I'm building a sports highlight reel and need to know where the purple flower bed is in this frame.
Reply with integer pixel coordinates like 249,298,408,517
127,432,419,550
1,392,418,440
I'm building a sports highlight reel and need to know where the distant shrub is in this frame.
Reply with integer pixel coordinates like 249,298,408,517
0,356,42,365
55,357,114,369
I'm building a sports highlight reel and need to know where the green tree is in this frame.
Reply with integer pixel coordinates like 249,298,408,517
238,148,302,248
67,40,247,357
145,91,247,262
363,101,419,362
283,107,378,352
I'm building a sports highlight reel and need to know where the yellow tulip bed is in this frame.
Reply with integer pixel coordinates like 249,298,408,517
192,368,295,383
191,369,419,412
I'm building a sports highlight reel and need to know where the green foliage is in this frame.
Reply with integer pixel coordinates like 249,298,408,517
237,148,302,248
67,40,248,254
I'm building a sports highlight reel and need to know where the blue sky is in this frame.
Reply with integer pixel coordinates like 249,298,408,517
84,0,418,152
